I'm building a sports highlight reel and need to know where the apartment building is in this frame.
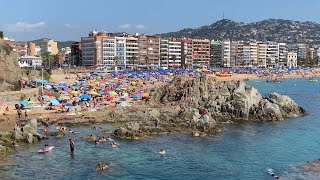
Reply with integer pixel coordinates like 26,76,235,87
278,43,288,67
81,32,97,66
160,39,169,68
222,41,237,67
71,42,82,66
114,36,126,70
41,38,58,56
266,42,279,68
210,40,222,68
287,52,298,69
4,37,27,59
192,39,210,68
125,35,139,69
181,39,193,69
138,35,160,69
168,38,181,68
258,43,267,67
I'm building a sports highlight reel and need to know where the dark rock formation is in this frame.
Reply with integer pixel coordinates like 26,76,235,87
0,39,22,91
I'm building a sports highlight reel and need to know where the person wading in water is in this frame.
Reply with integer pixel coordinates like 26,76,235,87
69,139,75,152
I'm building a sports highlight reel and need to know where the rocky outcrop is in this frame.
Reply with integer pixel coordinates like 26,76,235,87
95,162,110,171
148,75,306,122
301,159,320,172
0,39,22,91
13,119,46,144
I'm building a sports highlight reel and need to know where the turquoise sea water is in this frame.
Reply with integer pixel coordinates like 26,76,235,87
2,78,320,180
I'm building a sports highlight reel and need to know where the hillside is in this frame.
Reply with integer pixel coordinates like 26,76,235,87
28,39,75,49
159,19,320,44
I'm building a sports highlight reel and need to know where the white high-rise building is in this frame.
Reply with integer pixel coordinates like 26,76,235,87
222,41,237,67
266,42,279,68
115,37,126,70
278,43,288,67
287,52,298,69
168,39,181,67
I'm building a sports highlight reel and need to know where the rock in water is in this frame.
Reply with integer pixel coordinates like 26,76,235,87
25,133,33,143
301,159,320,172
0,39,22,91
149,75,306,122
95,162,110,171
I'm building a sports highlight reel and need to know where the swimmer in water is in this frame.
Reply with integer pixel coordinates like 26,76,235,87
159,149,166,155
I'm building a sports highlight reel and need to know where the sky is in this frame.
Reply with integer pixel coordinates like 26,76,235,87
1,0,320,41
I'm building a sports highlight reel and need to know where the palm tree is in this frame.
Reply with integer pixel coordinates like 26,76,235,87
131,56,137,70
258,60,263,68
181,54,187,69
145,56,149,70
113,56,119,71
171,55,177,69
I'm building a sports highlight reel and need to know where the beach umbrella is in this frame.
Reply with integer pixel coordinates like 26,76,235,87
50,99,60,105
46,93,53,97
64,103,73,107
42,95,49,99
108,91,117,96
70,91,79,95
52,92,61,98
19,100,29,105
137,90,144,95
28,101,35,104
88,91,101,96
80,94,91,99
104,96,113,101
132,95,140,99
141,93,149,97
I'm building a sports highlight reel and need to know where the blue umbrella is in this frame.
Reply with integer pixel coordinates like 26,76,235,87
80,94,91,99
133,95,140,99
64,103,73,107
50,99,60,105
19,100,29,105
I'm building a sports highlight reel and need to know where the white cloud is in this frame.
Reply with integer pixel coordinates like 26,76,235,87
3,21,46,32
136,24,146,30
64,23,80,29
118,24,131,29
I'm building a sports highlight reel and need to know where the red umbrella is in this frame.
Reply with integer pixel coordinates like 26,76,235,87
46,93,53,97
104,96,113,101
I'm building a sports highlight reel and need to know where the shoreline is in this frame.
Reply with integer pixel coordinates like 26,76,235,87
0,72,317,133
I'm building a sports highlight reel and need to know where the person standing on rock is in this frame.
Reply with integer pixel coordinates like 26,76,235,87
69,139,75,152
155,117,160,127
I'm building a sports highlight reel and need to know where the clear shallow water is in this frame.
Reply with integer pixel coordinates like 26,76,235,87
1,78,320,180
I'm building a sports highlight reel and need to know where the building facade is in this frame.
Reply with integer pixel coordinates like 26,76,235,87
192,39,210,68
71,42,82,66
125,35,139,69
287,52,298,69
18,56,42,67
180,39,193,69
4,38,27,59
138,35,160,69
168,38,181,68
41,39,58,56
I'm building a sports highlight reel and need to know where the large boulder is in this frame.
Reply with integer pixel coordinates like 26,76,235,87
13,128,24,141
24,133,33,143
0,39,22,91
149,75,306,122
125,122,140,131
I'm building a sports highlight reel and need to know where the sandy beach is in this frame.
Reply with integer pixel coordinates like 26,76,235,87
0,68,319,132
